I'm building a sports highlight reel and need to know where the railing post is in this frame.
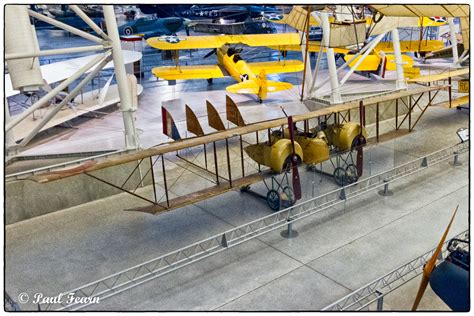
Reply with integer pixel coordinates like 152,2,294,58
281,218,299,239
450,151,462,166
378,179,393,196
375,290,384,311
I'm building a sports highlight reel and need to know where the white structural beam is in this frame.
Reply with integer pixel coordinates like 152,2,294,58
449,18,459,65
5,97,17,158
339,33,385,86
103,5,139,149
5,45,106,60
19,54,112,147
391,28,407,90
28,9,104,44
320,12,342,104
69,5,111,41
6,54,106,132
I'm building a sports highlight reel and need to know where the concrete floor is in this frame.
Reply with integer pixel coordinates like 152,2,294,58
5,103,469,311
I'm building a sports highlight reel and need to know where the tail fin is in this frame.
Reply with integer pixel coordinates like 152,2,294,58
161,107,181,140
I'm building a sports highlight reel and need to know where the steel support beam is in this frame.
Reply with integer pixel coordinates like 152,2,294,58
103,5,139,149
6,53,106,132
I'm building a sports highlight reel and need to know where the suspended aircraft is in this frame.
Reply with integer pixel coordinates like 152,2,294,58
146,33,305,103
139,4,282,22
118,16,191,38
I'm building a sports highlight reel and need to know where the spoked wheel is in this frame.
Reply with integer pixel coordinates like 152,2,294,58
266,189,280,211
333,167,347,187
346,164,359,184
281,186,295,208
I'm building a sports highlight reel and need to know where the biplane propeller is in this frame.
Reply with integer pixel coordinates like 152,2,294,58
411,206,465,311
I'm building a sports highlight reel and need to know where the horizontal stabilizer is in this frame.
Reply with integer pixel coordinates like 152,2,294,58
247,60,304,75
152,65,225,81
226,80,293,95
226,81,259,95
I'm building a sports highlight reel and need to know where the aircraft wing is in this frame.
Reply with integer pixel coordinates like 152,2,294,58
5,50,142,97
268,42,349,54
147,33,302,51
376,40,445,53
247,60,304,75
369,4,468,17
151,65,225,80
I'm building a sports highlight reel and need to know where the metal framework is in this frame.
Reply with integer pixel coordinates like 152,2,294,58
5,5,139,155
322,230,469,311
36,141,468,311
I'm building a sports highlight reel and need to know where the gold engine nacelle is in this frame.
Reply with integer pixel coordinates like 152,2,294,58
244,139,303,173
323,122,368,151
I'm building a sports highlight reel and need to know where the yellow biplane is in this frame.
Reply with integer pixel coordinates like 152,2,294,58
146,33,305,103
266,6,448,78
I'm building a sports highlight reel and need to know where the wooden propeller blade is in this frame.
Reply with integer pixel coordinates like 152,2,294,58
411,205,459,311
356,146,363,177
288,116,302,200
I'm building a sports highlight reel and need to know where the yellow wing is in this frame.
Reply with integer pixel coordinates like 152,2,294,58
226,80,293,95
376,40,444,53
385,55,414,71
344,55,381,71
151,65,225,80
268,42,350,54
226,81,259,94
247,60,304,75
147,33,302,51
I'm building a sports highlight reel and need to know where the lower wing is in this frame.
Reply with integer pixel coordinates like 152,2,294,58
151,65,225,80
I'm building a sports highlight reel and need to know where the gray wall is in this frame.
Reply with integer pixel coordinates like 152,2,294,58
6,159,153,224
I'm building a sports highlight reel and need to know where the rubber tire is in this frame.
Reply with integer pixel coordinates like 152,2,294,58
266,189,280,211
123,26,134,36
346,164,359,184
334,167,347,187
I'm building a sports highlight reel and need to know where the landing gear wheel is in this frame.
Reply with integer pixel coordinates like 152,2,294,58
258,98,263,104
266,189,280,211
240,185,251,192
281,186,295,208
333,167,347,187
345,164,359,184
123,26,133,36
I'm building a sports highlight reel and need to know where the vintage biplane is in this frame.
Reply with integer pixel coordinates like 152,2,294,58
28,81,447,215
146,33,305,103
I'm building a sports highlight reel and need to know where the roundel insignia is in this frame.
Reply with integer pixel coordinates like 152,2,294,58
239,74,249,81
160,35,181,44
264,13,283,21
429,16,446,23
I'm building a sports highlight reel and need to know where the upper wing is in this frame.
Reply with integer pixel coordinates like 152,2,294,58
247,60,304,75
267,42,349,54
151,65,225,80
369,5,469,17
147,33,302,50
